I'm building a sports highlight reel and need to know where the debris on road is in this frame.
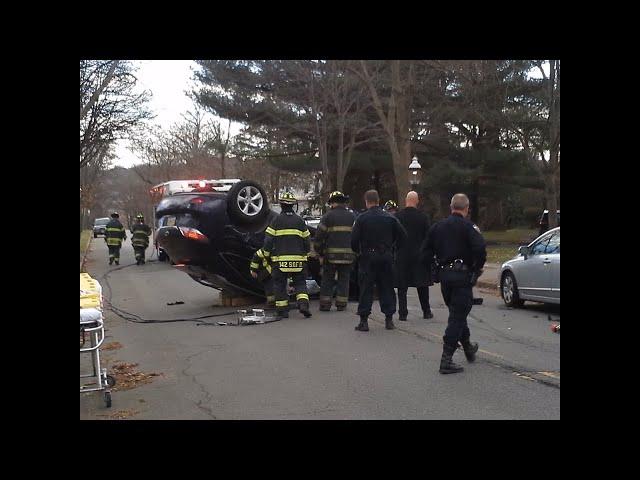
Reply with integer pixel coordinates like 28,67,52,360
97,409,140,419
111,362,161,391
167,301,185,305
102,341,123,351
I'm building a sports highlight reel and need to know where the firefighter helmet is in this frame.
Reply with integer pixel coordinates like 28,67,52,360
136,213,144,220
111,211,119,218
328,191,348,203
278,191,297,205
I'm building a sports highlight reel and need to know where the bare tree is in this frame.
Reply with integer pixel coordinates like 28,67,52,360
80,60,152,170
354,60,414,205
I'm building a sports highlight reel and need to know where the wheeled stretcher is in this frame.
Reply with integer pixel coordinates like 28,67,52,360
80,273,115,407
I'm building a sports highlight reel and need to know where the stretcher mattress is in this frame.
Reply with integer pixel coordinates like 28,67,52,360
80,273,103,310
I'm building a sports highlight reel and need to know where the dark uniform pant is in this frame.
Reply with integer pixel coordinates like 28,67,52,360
108,245,121,263
319,262,353,307
133,246,146,262
397,286,430,318
440,269,473,348
357,252,396,317
272,267,309,311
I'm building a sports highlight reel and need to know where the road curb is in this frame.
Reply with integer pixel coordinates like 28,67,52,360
81,234,93,272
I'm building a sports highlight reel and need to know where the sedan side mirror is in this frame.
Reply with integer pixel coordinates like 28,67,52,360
518,245,530,258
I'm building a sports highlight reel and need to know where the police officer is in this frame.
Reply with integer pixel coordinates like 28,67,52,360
395,191,433,321
105,212,126,265
314,191,357,312
250,247,275,308
262,192,312,319
130,213,152,265
351,190,407,331
383,200,398,215
421,193,486,374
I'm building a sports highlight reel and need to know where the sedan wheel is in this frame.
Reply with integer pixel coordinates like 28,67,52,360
502,271,524,308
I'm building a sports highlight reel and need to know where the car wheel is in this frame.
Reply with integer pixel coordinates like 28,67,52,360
93,233,97,238
227,180,269,225
158,249,168,262
501,271,524,308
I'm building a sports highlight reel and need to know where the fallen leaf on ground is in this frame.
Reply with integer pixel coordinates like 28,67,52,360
97,409,139,419
110,362,162,391
102,342,123,351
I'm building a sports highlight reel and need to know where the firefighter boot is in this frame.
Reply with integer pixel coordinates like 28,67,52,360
355,315,369,332
299,301,312,318
439,344,464,374
460,339,479,363
319,296,332,312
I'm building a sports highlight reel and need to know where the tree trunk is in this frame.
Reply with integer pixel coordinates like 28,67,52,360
80,61,119,120
336,118,345,192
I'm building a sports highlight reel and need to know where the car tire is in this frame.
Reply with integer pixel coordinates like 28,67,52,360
158,249,168,262
501,271,524,308
227,180,270,225
94,233,97,238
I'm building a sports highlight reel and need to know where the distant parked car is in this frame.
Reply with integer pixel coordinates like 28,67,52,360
93,217,110,238
499,227,560,307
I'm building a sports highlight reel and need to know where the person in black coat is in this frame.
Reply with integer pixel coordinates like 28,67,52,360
394,191,433,321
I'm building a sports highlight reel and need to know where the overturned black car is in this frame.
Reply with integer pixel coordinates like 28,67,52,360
153,179,358,299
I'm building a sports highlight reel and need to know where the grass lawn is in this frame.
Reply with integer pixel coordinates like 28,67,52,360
483,228,537,244
486,245,520,265
80,230,92,254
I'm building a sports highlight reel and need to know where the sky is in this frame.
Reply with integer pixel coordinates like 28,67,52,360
113,60,242,168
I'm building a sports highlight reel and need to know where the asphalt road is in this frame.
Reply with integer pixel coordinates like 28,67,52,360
80,239,560,420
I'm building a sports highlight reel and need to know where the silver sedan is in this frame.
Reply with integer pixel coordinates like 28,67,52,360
499,227,560,307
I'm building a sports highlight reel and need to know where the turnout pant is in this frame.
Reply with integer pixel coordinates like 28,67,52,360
397,286,431,318
319,262,353,308
440,269,473,348
272,267,309,311
357,252,396,317
133,246,146,262
107,245,121,263
262,276,275,306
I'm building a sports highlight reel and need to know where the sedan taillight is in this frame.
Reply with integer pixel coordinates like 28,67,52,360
178,227,209,243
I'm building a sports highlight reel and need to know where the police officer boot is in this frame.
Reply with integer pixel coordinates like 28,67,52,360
109,259,113,265
385,315,395,330
299,301,312,318
439,344,464,374
423,309,434,319
115,260,119,265
277,309,289,319
460,339,479,363
355,315,369,332
336,304,347,312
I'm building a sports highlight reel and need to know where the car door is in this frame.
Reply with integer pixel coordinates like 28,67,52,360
516,232,552,300
545,230,560,302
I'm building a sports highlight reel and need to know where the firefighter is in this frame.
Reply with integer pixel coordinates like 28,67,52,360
262,192,312,319
131,213,152,265
250,247,276,308
384,200,398,215
105,212,126,266
314,191,357,312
